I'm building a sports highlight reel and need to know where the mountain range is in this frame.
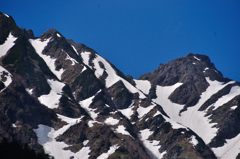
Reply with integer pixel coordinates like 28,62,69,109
0,12,240,159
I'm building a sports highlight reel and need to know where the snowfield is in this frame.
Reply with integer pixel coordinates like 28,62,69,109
152,78,236,144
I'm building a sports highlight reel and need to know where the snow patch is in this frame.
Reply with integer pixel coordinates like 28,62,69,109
57,114,82,125
105,117,119,125
38,79,65,109
193,56,201,61
34,124,90,159
83,140,89,146
56,33,61,37
81,51,91,66
76,146,91,159
115,125,131,137
26,88,33,95
153,111,161,117
88,120,100,127
97,145,119,159
81,66,87,73
212,133,240,159
153,82,184,120
137,104,155,119
0,32,17,58
231,105,238,110
71,45,79,55
29,38,64,80
212,86,240,111
93,58,104,78
81,52,146,99
118,102,134,120
134,79,151,94
203,67,209,73
0,66,12,93
190,136,199,146
34,114,84,159
3,13,9,17
79,94,99,120
140,129,166,159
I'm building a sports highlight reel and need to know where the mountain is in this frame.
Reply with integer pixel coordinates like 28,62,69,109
0,12,239,159
138,54,240,159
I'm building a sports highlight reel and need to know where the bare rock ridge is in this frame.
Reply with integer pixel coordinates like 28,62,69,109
0,12,239,159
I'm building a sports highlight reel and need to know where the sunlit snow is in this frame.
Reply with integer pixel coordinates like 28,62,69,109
140,129,166,159
212,86,240,111
134,79,151,95
115,125,131,137
38,79,65,109
34,114,84,159
212,133,240,159
29,38,64,80
118,102,134,120
104,117,119,125
0,32,17,58
96,145,119,159
153,78,235,144
193,56,201,61
80,51,146,99
137,104,155,119
79,92,101,120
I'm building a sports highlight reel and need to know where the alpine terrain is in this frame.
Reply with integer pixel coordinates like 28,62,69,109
0,12,240,159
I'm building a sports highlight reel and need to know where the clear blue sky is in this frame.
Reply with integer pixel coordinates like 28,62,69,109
1,0,240,80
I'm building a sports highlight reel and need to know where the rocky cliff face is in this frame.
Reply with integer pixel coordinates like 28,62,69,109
0,12,239,159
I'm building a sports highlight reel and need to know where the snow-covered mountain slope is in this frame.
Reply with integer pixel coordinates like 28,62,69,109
138,54,240,159
0,12,239,159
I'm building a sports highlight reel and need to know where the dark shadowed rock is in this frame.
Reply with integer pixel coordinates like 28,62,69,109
107,80,133,109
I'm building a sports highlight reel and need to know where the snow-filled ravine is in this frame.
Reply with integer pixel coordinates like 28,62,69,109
34,115,85,159
34,114,119,159
152,77,236,145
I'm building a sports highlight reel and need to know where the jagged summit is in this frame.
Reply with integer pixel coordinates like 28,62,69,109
40,29,63,40
0,12,20,44
139,53,231,109
140,53,225,85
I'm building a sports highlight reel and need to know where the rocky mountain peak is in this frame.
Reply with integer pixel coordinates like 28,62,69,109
187,53,211,61
0,12,14,26
0,12,20,44
40,29,63,40
186,53,225,79
140,53,225,86
139,53,229,108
